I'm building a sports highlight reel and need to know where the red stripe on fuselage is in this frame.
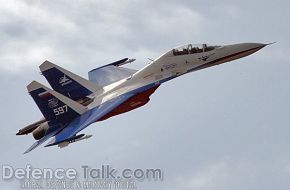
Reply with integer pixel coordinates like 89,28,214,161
192,46,263,72
98,85,160,121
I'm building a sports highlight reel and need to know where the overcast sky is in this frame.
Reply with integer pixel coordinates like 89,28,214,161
1,0,290,189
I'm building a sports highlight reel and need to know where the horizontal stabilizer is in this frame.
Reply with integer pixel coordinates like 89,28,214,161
23,126,63,154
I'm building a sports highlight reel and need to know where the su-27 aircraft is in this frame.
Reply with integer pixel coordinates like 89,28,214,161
17,42,271,154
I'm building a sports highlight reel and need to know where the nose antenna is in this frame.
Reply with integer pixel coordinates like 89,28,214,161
265,42,276,46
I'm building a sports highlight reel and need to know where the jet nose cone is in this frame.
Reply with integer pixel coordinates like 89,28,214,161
237,42,271,55
221,42,270,62
247,42,275,53
253,43,267,52
246,42,275,50
225,42,270,52
245,43,267,49
256,43,266,48
263,42,276,47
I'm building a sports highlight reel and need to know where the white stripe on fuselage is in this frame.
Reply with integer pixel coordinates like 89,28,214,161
87,46,240,109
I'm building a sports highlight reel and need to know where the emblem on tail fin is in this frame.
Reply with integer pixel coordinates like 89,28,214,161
48,98,59,108
59,75,72,86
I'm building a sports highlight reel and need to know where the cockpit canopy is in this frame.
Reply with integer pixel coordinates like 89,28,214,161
172,44,220,56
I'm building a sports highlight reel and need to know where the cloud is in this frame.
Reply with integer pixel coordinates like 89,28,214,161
174,161,229,190
0,0,206,73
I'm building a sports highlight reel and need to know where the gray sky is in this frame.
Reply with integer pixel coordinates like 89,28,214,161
1,0,290,189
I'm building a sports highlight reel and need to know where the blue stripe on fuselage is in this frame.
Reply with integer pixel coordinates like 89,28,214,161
47,74,177,143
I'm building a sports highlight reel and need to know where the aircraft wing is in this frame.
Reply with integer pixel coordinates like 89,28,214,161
88,58,137,87
45,92,135,147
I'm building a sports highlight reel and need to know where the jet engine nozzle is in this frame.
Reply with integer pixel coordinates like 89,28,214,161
32,122,49,140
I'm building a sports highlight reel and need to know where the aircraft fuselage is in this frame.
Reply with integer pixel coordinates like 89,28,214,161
90,43,267,121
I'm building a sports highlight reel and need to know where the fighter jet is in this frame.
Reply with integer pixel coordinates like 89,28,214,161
17,43,270,153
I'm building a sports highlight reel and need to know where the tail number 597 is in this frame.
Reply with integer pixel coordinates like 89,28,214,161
53,105,68,116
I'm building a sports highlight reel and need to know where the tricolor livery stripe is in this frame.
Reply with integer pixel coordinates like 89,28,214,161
38,91,52,99
191,46,263,72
